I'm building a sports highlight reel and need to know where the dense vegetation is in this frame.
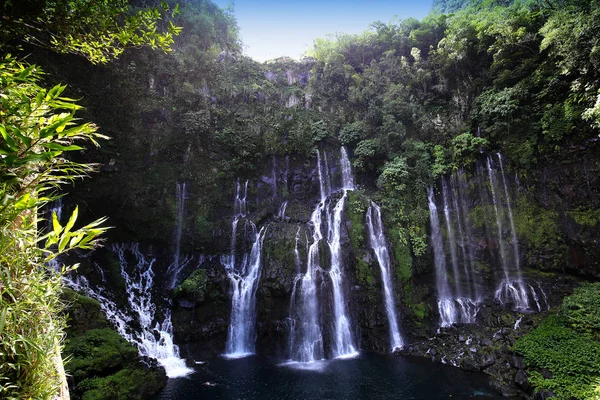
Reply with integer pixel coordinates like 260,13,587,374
2,0,600,398
0,1,178,398
515,283,600,399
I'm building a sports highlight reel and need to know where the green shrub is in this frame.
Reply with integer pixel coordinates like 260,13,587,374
562,283,600,341
514,284,600,399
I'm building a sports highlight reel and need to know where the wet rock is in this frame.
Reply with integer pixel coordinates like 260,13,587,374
458,334,466,342
536,390,555,399
514,369,530,391
479,353,496,368
510,355,526,369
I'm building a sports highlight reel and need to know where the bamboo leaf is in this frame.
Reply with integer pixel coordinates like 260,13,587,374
0,308,7,335
64,206,78,234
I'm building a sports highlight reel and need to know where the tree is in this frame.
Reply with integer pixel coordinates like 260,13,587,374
1,0,181,64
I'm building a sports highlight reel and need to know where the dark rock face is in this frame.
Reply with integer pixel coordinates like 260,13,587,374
166,152,594,399
171,259,230,358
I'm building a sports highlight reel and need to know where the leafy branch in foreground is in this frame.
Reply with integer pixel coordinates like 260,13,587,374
0,55,109,399
1,0,182,64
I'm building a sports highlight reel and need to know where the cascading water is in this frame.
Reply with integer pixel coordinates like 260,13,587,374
222,180,267,358
288,151,327,362
429,155,548,321
486,156,531,310
166,182,192,289
428,187,457,327
488,154,550,311
326,146,358,358
223,227,266,357
366,201,403,351
327,189,358,358
287,147,358,362
277,201,288,221
66,243,192,378
442,180,463,299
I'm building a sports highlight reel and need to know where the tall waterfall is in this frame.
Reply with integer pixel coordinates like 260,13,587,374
328,189,358,358
428,187,457,327
223,180,267,358
486,155,537,311
428,155,549,326
366,201,403,351
66,243,192,378
287,147,358,362
288,151,327,362
166,182,191,289
428,182,481,328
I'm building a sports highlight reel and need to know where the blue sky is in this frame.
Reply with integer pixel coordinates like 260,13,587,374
213,1,434,62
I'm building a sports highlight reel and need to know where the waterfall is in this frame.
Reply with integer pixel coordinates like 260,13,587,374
327,189,358,358
427,156,549,320
67,243,192,378
340,146,355,190
428,187,457,327
456,170,482,299
486,156,531,311
442,180,463,299
223,179,267,358
223,227,266,357
287,147,358,362
277,201,288,221
166,182,192,289
366,201,403,351
326,147,358,358
288,150,327,362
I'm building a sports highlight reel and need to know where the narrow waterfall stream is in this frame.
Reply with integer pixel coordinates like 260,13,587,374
166,182,192,289
328,189,358,358
223,180,268,358
327,146,358,358
366,201,403,351
223,227,266,357
288,149,327,363
428,187,457,327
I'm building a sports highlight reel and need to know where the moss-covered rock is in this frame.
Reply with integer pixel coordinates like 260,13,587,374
62,291,167,400
173,268,208,304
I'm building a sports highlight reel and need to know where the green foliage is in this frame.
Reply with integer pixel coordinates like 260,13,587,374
451,132,488,165
346,191,368,251
569,208,600,227
353,138,382,172
0,56,108,399
1,1,182,64
377,157,410,194
512,195,566,269
514,287,600,400
338,121,368,145
66,329,139,381
78,368,165,400
65,328,165,400
562,283,600,341
173,268,208,302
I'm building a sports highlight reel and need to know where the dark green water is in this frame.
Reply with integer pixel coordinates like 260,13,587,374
155,353,502,399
